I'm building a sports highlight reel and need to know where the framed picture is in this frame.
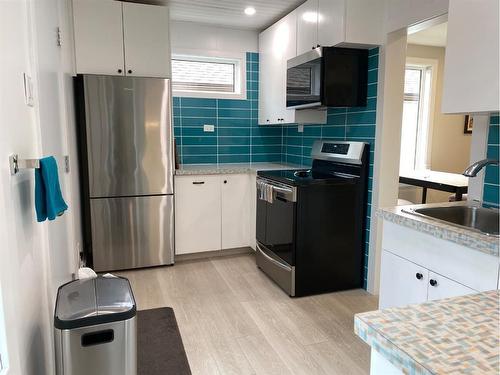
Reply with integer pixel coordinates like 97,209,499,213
464,115,473,134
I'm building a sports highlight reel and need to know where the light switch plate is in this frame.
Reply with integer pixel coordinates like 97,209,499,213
203,124,215,132
298,124,304,133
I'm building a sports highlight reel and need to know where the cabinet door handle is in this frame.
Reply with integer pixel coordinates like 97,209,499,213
117,69,122,74
192,181,205,185
223,180,227,184
316,44,321,48
127,69,132,74
429,279,438,287
415,273,423,280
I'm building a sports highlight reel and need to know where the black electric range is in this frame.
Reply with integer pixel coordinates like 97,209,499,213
255,140,369,297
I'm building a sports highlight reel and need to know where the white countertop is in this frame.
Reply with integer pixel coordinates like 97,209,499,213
400,170,468,187
175,162,307,176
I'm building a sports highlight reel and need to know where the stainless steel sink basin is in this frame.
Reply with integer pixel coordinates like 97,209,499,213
403,205,499,236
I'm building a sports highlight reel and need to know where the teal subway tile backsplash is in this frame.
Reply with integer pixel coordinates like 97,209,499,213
173,48,381,290
483,113,499,207
174,52,282,164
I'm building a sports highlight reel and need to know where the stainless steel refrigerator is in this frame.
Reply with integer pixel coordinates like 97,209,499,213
75,75,174,272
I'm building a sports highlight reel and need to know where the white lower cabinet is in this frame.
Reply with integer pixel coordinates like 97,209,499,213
380,250,478,309
426,271,476,302
221,174,252,249
175,174,254,255
379,221,498,309
379,251,428,309
174,175,221,254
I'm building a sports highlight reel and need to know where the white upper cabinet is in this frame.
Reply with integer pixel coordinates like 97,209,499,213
297,0,319,55
296,0,384,55
73,0,170,78
317,0,345,48
442,0,500,113
122,3,170,78
259,10,326,125
73,0,125,75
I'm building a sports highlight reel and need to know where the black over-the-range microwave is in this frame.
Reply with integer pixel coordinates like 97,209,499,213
286,47,368,109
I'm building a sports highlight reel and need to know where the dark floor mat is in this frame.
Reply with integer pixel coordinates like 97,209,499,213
138,307,192,375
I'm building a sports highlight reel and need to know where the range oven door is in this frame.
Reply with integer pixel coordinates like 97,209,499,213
256,178,297,266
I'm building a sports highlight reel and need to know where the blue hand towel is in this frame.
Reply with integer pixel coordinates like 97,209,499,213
35,156,68,222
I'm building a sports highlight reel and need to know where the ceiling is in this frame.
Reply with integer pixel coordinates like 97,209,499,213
135,0,305,30
407,22,448,47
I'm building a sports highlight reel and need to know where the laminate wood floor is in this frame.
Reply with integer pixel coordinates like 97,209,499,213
116,253,378,375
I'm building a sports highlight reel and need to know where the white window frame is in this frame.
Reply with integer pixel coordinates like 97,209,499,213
400,57,439,173
171,49,247,100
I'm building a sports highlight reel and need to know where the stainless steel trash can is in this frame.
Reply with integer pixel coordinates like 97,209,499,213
54,276,137,375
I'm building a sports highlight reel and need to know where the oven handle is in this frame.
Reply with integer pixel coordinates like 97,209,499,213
256,244,292,272
256,179,297,202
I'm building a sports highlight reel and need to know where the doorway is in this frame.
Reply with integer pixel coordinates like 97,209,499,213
398,20,472,204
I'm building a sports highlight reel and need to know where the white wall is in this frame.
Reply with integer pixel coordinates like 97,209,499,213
385,0,449,33
367,29,408,295
170,20,258,54
0,0,80,373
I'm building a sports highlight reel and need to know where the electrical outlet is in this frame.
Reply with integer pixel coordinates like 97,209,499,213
203,124,215,132
298,124,304,133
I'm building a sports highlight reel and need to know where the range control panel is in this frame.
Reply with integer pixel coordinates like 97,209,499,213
321,143,350,155
312,140,366,165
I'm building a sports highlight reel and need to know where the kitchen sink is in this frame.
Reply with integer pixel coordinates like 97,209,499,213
403,205,499,236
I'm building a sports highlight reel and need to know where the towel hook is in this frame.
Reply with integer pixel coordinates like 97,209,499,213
9,154,40,175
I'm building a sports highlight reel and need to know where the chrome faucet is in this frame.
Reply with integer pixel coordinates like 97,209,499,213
463,159,499,177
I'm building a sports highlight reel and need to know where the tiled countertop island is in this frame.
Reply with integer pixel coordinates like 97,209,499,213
355,290,500,375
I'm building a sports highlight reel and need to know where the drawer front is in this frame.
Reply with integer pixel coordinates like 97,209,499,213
382,221,499,292
90,195,174,272
256,243,295,296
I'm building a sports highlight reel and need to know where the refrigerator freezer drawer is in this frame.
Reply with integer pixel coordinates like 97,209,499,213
90,195,174,272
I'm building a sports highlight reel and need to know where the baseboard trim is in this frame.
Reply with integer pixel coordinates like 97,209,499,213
175,247,254,262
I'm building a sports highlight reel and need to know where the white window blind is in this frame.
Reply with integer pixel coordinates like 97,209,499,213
172,59,236,93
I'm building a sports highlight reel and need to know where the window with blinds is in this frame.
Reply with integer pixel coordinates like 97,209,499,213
400,65,434,173
172,58,237,94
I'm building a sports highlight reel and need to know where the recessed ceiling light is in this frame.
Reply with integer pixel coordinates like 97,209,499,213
244,7,256,16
